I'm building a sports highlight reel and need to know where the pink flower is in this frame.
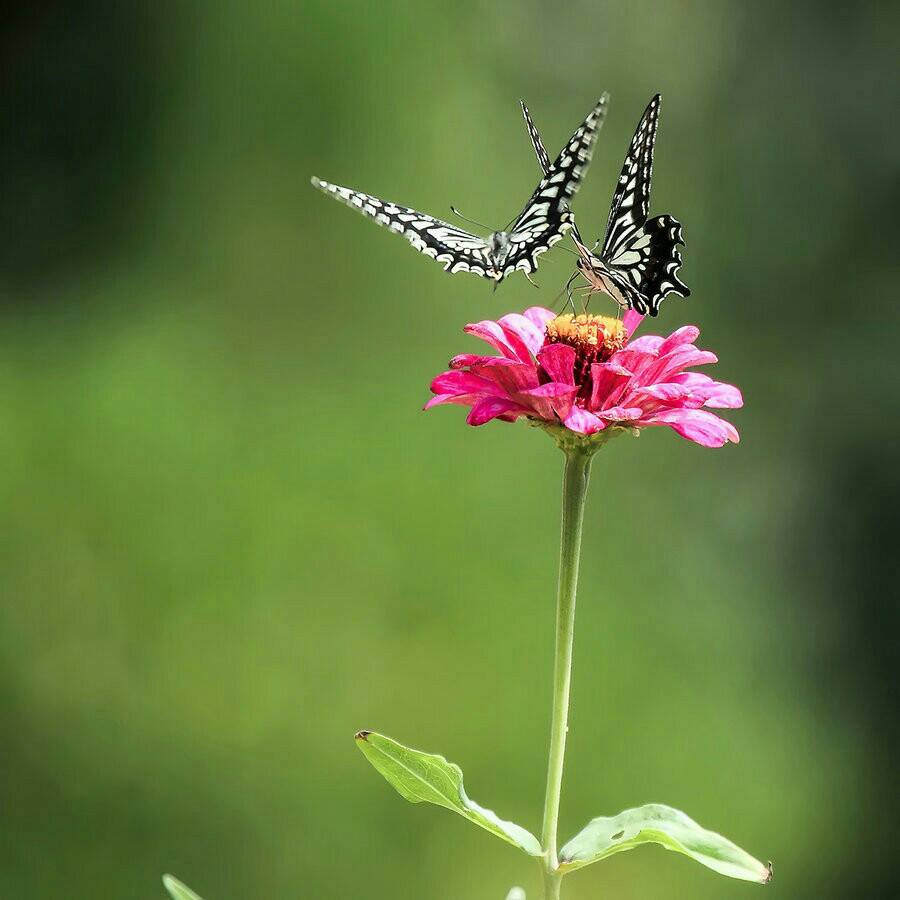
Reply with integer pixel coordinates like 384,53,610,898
426,307,742,448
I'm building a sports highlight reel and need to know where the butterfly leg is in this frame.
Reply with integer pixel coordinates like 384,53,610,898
576,280,593,315
576,282,595,315
564,270,580,316
549,277,573,314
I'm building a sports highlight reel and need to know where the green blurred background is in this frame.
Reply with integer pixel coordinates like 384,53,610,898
1,2,895,898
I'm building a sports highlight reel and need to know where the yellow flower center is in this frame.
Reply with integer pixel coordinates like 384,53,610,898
545,313,626,363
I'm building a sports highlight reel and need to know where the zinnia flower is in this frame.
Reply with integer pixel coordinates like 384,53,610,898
426,307,742,448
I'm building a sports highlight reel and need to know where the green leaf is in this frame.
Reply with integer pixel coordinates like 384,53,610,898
559,804,772,883
163,875,205,900
355,731,542,857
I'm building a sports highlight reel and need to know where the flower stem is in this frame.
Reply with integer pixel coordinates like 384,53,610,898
542,869,563,900
540,447,593,898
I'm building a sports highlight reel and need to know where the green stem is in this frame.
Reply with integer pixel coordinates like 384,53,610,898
542,868,562,900
540,447,593,898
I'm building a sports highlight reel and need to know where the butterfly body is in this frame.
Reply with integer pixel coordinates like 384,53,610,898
521,94,689,315
312,96,608,285
489,231,512,271
573,213,687,314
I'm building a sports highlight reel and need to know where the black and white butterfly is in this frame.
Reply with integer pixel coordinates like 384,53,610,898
522,93,689,315
311,97,608,285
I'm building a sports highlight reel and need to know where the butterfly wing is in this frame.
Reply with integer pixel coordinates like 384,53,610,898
523,93,689,314
519,98,606,255
311,178,498,278
597,95,689,314
520,100,553,173
600,94,660,260
603,214,690,315
519,95,609,179
499,96,609,279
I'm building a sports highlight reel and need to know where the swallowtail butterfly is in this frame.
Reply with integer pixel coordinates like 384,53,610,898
522,94,689,315
311,97,608,285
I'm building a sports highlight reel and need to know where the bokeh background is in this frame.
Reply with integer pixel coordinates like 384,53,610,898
1,2,896,898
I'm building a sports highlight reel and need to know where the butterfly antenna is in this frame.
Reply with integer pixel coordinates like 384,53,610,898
450,207,493,231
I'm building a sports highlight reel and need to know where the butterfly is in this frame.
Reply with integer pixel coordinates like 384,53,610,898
521,93,690,315
311,97,608,285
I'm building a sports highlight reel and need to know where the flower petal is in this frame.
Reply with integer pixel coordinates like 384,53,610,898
430,370,500,396
699,383,743,409
464,320,521,360
523,306,557,331
596,406,644,421
537,343,577,386
498,321,537,364
658,325,700,355
633,383,693,403
564,406,606,435
644,408,740,447
498,313,545,357
669,373,744,408
623,309,644,337
466,396,529,426
450,353,499,369
668,372,715,388
609,348,657,382
643,346,719,385
626,335,665,354
590,361,633,410
473,358,540,394
424,392,483,410
523,382,578,398
519,382,578,421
